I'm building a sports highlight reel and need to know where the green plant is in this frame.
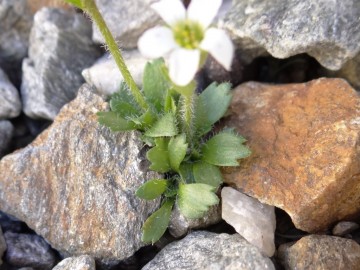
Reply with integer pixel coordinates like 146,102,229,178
64,0,250,244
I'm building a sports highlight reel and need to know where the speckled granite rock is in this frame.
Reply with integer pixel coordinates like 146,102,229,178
0,120,14,158
0,68,21,119
278,235,360,269
0,84,161,261
219,0,360,69
143,231,275,270
92,0,161,48
21,7,100,120
52,255,95,270
222,78,360,232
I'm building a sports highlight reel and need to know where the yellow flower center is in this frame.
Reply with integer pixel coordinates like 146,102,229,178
173,20,204,49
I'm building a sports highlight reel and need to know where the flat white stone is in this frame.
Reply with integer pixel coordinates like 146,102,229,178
221,187,276,257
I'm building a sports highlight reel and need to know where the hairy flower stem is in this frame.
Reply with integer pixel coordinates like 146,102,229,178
82,0,148,111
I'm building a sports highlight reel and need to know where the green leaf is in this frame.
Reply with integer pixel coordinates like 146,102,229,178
164,90,178,114
63,0,83,9
129,110,156,129
146,138,171,173
195,82,232,136
136,179,168,200
97,111,137,131
177,183,219,219
202,131,251,166
142,199,174,244
143,59,169,112
179,162,195,184
145,113,178,137
193,161,223,188
110,83,141,118
168,134,188,172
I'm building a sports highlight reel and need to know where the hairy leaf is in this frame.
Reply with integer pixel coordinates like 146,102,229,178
193,161,223,188
168,134,188,172
179,162,195,184
64,0,83,9
136,179,168,200
145,113,178,137
177,183,219,219
146,138,171,173
142,199,174,244
110,83,141,117
202,131,251,166
97,111,137,131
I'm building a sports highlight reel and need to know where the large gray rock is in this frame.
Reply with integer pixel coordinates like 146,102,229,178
0,120,14,158
219,0,360,70
0,68,21,119
52,255,95,270
4,231,58,270
82,50,147,96
0,84,161,261
142,231,275,270
21,8,100,120
0,227,6,265
92,0,161,48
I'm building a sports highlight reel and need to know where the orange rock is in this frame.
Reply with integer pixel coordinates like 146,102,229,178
27,0,72,13
222,78,360,232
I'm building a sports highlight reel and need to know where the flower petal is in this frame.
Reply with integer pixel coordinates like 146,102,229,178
187,0,222,28
200,28,234,70
151,0,186,26
138,26,177,58
169,49,200,86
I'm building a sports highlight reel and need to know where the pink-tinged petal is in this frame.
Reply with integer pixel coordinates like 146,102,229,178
138,27,177,58
151,0,186,26
169,49,200,86
200,28,234,70
187,0,222,28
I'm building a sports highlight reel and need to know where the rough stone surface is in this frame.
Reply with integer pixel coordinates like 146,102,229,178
0,84,161,261
328,53,360,90
4,231,58,269
219,0,360,70
222,78,360,232
92,0,161,48
82,50,147,96
332,221,360,236
221,187,276,257
278,235,360,269
0,120,14,158
169,204,221,238
143,231,275,270
21,7,100,120
0,227,6,265
52,255,95,270
0,68,21,119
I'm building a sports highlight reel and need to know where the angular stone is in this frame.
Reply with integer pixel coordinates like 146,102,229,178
52,255,95,270
221,187,276,257
21,8,100,120
0,120,14,158
222,78,360,232
332,221,360,236
328,53,360,90
4,232,58,269
0,227,6,265
168,204,221,238
82,50,147,96
278,235,360,269
0,84,161,261
219,0,360,69
0,68,21,119
92,0,161,49
142,231,275,270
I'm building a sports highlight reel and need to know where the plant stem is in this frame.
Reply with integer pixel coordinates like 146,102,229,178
82,0,148,111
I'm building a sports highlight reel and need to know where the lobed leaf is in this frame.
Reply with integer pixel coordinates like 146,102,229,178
193,161,223,188
110,83,141,118
97,111,137,131
168,134,188,172
145,113,178,137
146,138,171,173
136,179,168,200
179,162,195,184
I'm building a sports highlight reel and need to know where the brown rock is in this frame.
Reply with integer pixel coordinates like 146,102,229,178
278,235,360,269
0,84,160,261
222,78,360,232
332,221,360,236
27,0,71,13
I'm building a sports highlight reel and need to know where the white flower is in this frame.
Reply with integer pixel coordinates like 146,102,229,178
138,0,234,86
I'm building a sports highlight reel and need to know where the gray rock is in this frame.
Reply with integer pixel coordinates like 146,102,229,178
0,68,21,119
142,231,275,270
52,255,95,270
92,0,161,48
219,0,360,70
0,120,14,158
21,7,100,120
332,221,360,236
169,204,221,238
0,227,6,265
82,50,147,96
0,84,161,262
4,231,58,270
